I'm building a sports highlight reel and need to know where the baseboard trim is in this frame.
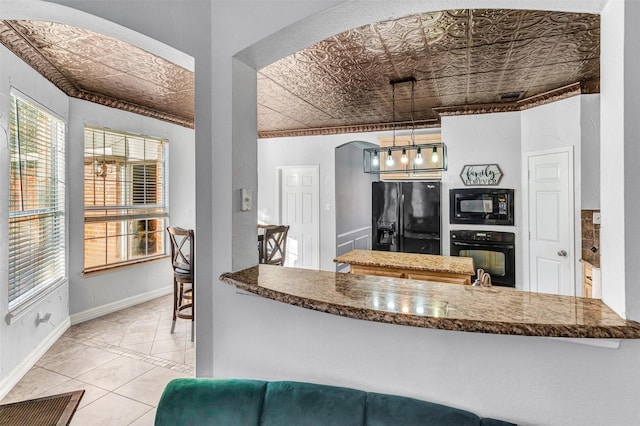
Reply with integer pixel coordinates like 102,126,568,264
0,317,71,401
70,285,173,325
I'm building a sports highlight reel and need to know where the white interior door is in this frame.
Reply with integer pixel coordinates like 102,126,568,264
280,166,319,269
527,148,574,295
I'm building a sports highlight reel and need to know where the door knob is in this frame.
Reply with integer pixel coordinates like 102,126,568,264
558,250,567,257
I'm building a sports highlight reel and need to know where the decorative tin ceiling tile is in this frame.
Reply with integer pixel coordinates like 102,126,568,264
258,8,600,138
0,20,194,127
8,20,88,47
0,9,599,137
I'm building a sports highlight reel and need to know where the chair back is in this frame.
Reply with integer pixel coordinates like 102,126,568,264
262,225,289,266
167,227,195,277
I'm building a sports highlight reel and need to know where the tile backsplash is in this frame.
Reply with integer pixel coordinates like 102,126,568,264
581,210,600,268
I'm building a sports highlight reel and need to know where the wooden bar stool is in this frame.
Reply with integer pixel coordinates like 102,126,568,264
260,225,289,266
167,227,195,341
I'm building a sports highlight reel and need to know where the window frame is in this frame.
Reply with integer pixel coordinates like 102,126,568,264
83,126,169,273
8,89,67,315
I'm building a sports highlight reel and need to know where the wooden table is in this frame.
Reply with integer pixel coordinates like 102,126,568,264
334,249,475,285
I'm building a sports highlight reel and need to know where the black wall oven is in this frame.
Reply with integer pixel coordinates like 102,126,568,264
450,230,515,287
450,188,514,226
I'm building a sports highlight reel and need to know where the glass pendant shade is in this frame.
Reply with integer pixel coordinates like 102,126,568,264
415,147,423,165
361,78,447,174
385,148,394,166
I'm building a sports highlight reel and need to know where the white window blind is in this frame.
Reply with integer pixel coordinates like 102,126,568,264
83,127,168,271
9,94,66,310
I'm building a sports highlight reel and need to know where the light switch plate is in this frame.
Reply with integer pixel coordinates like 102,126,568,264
241,188,252,211
593,211,601,224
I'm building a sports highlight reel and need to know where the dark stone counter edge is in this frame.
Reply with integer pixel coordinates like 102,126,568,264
219,273,640,339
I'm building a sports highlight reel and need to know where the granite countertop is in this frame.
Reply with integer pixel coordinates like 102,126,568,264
333,249,475,275
220,265,640,339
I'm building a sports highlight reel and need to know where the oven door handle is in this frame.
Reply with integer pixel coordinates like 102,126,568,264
451,241,483,248
451,241,514,249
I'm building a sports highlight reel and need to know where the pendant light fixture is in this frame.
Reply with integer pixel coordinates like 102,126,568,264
363,77,447,174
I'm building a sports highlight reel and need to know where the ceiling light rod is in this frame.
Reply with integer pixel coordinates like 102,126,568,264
389,76,416,167
388,82,396,167
391,81,396,148
410,79,416,147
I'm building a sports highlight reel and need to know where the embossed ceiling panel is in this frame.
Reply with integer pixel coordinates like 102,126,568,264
0,20,194,128
258,9,600,138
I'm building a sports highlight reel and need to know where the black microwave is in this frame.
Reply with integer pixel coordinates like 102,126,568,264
449,188,514,225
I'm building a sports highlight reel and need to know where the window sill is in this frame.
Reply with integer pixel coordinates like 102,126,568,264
6,278,67,325
82,255,170,277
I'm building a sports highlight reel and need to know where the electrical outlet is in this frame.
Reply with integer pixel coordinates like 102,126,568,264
593,212,601,225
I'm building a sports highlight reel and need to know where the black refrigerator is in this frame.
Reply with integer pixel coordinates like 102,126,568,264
372,181,441,254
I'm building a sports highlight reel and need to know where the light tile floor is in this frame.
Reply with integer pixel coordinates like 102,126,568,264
0,294,194,426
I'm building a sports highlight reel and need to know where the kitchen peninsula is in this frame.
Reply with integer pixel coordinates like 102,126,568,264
334,249,475,285
219,265,640,339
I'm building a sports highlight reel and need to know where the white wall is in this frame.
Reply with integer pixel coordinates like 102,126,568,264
581,95,601,209
441,112,522,285
0,44,71,398
67,98,195,320
0,1,198,396
258,133,380,271
521,96,583,294
621,0,640,321
600,0,627,317
218,286,640,426
522,97,582,153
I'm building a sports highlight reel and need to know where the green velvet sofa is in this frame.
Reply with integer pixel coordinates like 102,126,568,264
155,378,515,425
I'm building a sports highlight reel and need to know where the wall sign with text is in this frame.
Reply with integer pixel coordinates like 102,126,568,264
460,164,503,185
